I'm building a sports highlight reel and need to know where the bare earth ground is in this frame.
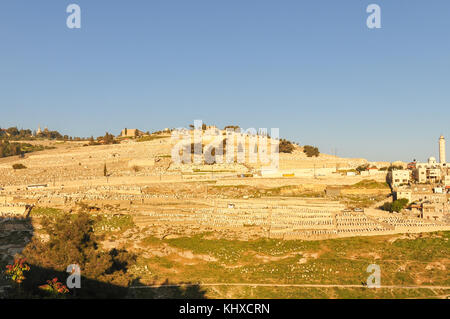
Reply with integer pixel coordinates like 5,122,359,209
1,138,449,298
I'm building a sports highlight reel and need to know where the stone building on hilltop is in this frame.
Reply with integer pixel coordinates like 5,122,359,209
118,128,144,138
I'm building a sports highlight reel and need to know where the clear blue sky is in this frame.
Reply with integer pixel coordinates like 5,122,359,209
0,0,449,162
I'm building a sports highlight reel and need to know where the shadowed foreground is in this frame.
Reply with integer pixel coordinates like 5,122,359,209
0,215,206,299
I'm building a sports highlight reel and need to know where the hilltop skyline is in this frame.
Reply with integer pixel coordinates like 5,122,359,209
0,123,447,166
1,1,449,162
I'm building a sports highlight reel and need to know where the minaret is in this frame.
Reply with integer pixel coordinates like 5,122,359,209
439,135,446,164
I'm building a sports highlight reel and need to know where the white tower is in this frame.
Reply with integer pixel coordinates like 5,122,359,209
439,135,446,164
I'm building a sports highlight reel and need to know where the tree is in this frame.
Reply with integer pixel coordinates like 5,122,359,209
381,199,409,213
0,126,67,141
190,142,204,154
391,198,409,213
356,164,370,172
303,145,319,157
22,212,136,296
6,127,19,136
204,139,227,165
388,165,404,171
224,125,240,131
103,132,115,144
279,139,295,153
12,163,27,169
381,202,392,212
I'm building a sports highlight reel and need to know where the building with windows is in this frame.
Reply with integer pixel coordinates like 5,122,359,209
413,157,446,184
389,169,410,187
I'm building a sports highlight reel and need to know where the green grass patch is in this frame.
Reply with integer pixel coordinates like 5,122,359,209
350,179,390,189
30,207,64,218
94,214,135,233
134,231,450,297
